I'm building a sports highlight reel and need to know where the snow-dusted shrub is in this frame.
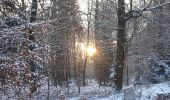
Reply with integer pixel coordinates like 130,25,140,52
145,59,170,84
0,16,26,29
0,26,43,99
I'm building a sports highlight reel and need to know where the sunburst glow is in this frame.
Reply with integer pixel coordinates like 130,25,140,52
86,45,96,57
78,42,96,57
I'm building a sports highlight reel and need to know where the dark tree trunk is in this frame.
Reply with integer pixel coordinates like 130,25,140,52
29,0,37,96
114,0,126,91
30,0,37,23
29,0,37,71
29,0,37,41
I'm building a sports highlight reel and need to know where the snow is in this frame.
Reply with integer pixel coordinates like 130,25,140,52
0,53,9,60
68,81,170,100
31,79,122,100
156,60,170,75
98,93,123,100
70,93,123,100
156,60,169,69
1,77,170,100
137,82,170,100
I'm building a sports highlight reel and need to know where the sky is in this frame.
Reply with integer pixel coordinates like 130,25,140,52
18,0,130,11
78,0,130,12
78,0,88,11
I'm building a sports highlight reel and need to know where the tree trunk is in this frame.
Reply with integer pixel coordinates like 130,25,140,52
94,0,100,85
114,0,126,91
29,0,37,72
29,0,37,96
30,0,37,23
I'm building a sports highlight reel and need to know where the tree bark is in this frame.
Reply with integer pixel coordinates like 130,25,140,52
114,0,126,91
29,0,38,96
30,0,37,23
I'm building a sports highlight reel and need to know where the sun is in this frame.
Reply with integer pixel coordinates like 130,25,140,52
77,42,96,57
86,45,96,57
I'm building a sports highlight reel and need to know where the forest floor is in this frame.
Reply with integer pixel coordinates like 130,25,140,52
33,78,170,100
1,78,170,100
33,79,123,100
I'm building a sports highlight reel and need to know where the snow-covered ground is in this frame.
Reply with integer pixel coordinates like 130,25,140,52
137,82,170,100
69,81,170,100
33,79,120,100
35,79,170,100
1,78,170,100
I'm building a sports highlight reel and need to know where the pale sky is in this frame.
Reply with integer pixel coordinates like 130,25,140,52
78,0,130,12
18,0,130,11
